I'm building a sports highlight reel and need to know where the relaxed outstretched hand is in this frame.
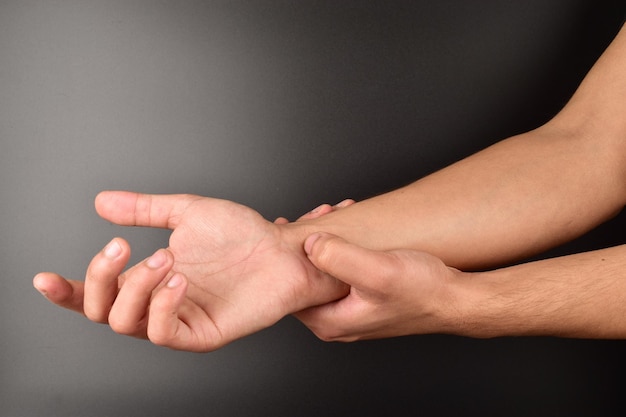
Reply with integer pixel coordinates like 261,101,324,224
34,191,348,352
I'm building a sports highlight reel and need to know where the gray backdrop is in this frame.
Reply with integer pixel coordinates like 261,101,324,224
2,1,626,416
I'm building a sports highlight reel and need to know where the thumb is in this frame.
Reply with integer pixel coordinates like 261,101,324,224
95,191,200,229
304,233,384,288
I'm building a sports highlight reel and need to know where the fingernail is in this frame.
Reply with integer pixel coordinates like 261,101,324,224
334,199,353,208
147,250,167,269
33,276,48,297
310,204,325,214
167,273,184,288
304,233,322,256
104,239,122,259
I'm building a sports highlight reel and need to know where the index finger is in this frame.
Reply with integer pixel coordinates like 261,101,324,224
95,191,201,229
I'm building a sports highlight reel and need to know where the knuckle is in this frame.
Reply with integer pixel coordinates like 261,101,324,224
147,329,172,347
84,308,109,324
309,322,351,343
146,326,172,348
85,263,109,285
369,252,405,293
119,274,146,293
312,328,339,342
315,238,341,269
108,314,139,335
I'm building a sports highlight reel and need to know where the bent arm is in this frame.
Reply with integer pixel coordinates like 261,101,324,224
288,24,626,270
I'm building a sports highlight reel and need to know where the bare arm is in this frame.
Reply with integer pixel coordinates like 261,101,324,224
299,234,626,341
459,244,626,338
34,25,626,350
294,25,626,341
289,24,626,270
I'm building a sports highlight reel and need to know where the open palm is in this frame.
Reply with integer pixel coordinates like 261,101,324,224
34,191,347,352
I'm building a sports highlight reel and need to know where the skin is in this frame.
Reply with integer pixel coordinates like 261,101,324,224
297,233,463,341
294,24,626,340
35,24,626,350
35,193,349,352
293,24,626,270
299,234,626,341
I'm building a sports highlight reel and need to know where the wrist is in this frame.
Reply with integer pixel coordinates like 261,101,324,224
449,267,541,339
440,269,506,339
275,221,350,313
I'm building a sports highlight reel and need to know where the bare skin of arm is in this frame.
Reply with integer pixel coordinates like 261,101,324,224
34,25,626,349
291,24,626,270
292,25,626,340
299,233,626,341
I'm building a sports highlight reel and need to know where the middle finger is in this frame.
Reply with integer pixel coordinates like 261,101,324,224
107,249,174,337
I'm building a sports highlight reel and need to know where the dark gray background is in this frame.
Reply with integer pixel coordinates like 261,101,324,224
2,1,626,416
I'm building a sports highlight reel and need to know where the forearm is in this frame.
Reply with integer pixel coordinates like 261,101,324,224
296,128,624,268
286,25,626,270
453,244,626,339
